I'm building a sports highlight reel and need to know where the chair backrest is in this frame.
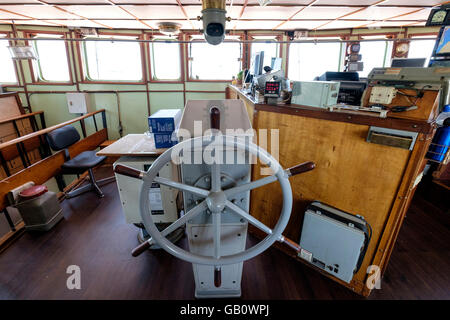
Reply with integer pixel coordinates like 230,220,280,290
46,125,80,151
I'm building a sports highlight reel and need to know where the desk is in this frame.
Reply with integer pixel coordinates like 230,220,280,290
226,84,438,296
97,134,167,157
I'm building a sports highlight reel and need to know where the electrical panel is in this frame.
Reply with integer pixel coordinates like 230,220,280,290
66,92,92,114
291,81,340,108
369,86,398,105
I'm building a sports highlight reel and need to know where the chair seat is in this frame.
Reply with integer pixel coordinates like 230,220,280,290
62,151,106,171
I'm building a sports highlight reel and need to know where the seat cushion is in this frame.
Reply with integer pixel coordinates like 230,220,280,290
19,185,48,200
62,151,106,171
47,126,80,151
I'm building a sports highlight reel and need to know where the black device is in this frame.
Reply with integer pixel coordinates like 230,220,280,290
264,81,281,97
426,4,450,27
391,58,426,67
318,71,360,82
336,81,367,106
317,71,367,106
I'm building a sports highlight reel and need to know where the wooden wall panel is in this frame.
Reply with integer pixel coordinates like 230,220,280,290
250,111,412,292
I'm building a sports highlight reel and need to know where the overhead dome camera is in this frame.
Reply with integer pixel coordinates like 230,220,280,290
198,0,231,45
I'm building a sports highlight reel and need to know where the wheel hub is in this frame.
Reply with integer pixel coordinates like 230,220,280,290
206,191,227,213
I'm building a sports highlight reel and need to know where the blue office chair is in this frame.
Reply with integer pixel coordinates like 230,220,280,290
46,125,114,198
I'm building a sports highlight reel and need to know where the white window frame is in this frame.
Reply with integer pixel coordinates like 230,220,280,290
31,33,71,83
149,37,182,82
82,35,144,82
0,34,18,85
358,37,392,78
287,39,344,81
188,35,242,81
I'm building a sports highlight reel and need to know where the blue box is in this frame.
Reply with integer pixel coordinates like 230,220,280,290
148,109,182,133
153,133,178,149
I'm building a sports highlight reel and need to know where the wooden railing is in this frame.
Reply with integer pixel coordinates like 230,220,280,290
0,109,108,240
0,111,47,177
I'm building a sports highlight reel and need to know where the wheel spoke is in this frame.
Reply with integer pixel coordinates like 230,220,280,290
211,162,221,192
146,201,208,246
224,175,278,198
212,212,221,259
225,200,273,235
153,176,209,198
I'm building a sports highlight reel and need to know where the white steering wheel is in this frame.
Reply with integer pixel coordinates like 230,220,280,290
114,135,315,267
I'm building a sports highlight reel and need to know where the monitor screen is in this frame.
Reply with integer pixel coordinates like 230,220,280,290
271,57,282,71
435,26,450,56
250,51,264,76
391,58,426,67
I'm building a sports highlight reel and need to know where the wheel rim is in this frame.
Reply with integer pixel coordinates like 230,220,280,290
139,135,292,266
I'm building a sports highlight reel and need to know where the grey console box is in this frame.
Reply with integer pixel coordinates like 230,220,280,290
291,81,340,108
299,201,371,283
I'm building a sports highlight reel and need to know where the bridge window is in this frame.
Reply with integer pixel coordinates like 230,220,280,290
83,36,143,82
288,42,342,81
150,38,181,81
189,36,241,80
0,35,17,84
32,34,70,82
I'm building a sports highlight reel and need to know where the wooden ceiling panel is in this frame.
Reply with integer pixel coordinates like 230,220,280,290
98,19,146,29
0,0,440,30
6,19,57,26
277,20,324,30
241,6,308,20
246,0,313,4
382,0,441,5
121,5,186,20
390,8,430,20
58,5,131,19
0,0,36,3
43,0,116,3
0,5,75,18
46,18,98,27
0,9,27,19
315,0,376,5
319,19,379,29
349,6,423,20
183,5,241,19
149,19,200,29
369,20,420,27
233,19,282,30
296,6,365,19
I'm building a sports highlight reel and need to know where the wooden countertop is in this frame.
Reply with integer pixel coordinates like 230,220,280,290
228,85,436,134
97,134,167,157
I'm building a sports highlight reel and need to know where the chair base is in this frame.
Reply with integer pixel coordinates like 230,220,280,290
65,169,116,199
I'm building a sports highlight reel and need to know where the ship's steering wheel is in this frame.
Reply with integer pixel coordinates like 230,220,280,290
114,107,314,285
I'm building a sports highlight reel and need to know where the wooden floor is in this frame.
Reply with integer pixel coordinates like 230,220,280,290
0,167,449,300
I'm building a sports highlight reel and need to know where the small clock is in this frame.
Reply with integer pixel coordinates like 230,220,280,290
395,42,409,56
432,10,447,24
426,6,450,26
347,43,360,54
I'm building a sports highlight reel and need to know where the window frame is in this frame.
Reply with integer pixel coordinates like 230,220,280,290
24,31,74,85
187,33,244,82
78,32,146,84
406,36,438,65
147,33,184,84
358,37,391,78
286,39,345,81
247,33,283,72
0,31,20,86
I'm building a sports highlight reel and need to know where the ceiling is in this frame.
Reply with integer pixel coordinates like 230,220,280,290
0,0,444,31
